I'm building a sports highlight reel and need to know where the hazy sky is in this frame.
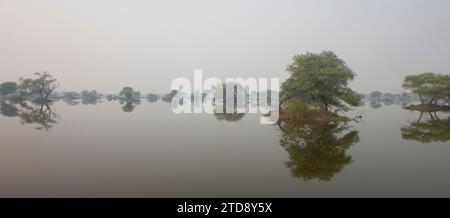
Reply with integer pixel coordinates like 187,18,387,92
1,0,449,93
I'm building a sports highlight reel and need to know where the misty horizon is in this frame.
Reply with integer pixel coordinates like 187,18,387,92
1,0,449,94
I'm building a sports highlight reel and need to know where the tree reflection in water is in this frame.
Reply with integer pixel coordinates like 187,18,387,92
401,112,450,143
120,99,141,113
278,119,359,181
214,104,245,122
0,101,59,130
214,111,245,122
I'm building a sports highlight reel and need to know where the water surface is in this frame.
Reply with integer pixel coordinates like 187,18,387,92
0,100,449,197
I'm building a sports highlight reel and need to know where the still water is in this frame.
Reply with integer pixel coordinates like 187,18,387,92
0,100,449,197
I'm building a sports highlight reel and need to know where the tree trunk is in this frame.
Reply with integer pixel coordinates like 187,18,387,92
419,94,424,104
428,97,434,105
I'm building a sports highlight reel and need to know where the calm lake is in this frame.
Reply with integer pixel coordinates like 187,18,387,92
0,100,449,197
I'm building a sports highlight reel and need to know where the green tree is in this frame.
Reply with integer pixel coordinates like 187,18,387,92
402,72,450,106
81,90,99,104
369,91,383,100
0,82,18,96
146,93,160,103
281,51,361,112
162,90,178,103
119,87,141,101
118,87,141,112
63,92,81,100
119,87,134,99
18,72,59,102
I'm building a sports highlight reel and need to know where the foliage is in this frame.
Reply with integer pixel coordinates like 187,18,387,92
282,51,361,112
402,72,450,106
162,90,178,102
278,119,359,181
280,99,350,123
401,113,450,143
81,90,99,104
119,87,141,100
18,72,59,102
0,82,18,96
0,101,59,130
63,92,81,100
369,91,383,100
214,112,245,122
0,102,18,117
146,93,160,103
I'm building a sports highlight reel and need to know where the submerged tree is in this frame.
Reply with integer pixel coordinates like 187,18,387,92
281,51,361,112
18,72,59,103
278,119,359,181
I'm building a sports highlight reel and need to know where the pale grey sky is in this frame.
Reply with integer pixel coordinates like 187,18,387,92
1,0,449,93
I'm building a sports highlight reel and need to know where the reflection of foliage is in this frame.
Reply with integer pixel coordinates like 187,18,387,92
61,92,81,105
214,102,245,122
62,98,80,106
278,119,359,181
370,91,383,101
382,98,395,106
369,100,383,109
18,103,59,130
214,112,245,122
82,98,98,105
81,90,99,105
0,102,19,117
401,113,450,143
1,101,59,130
120,99,141,113
106,94,119,101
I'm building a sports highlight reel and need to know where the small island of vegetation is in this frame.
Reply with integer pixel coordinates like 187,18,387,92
402,72,450,112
